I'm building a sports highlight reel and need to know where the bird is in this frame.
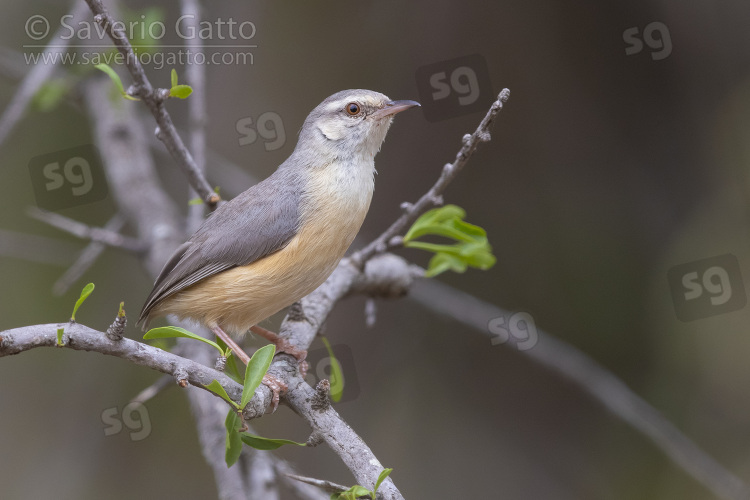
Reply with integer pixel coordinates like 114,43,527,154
137,89,419,406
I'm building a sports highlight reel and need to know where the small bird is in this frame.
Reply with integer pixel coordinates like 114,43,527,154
137,89,419,402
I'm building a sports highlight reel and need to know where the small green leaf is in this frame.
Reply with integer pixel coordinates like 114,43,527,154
205,380,239,409
70,283,95,321
171,68,178,87
403,205,466,242
56,328,64,346
224,351,244,384
332,485,373,500
94,64,139,101
239,433,306,450
215,337,243,382
95,64,124,93
144,326,223,355
373,468,393,494
241,344,275,409
225,410,243,467
425,252,467,277
321,337,344,402
169,85,193,99
403,205,495,277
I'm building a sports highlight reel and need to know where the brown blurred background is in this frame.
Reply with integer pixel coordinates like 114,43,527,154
2,0,750,498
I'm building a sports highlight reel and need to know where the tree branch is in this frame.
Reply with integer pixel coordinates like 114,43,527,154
352,88,511,265
52,214,127,295
27,207,145,253
83,0,219,207
408,279,750,500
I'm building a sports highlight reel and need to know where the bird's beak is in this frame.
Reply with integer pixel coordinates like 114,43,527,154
373,99,421,119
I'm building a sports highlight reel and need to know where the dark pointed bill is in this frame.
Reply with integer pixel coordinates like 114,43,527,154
373,99,421,118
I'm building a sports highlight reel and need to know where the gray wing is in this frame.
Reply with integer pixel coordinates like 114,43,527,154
137,169,302,326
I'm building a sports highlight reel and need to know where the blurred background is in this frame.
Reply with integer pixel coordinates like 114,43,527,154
2,0,750,498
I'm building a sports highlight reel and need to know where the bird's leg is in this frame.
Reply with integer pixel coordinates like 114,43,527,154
249,325,309,378
211,325,287,412
249,325,307,361
212,325,250,364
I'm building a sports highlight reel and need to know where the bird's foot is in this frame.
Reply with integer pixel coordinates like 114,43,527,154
250,325,308,375
262,373,288,413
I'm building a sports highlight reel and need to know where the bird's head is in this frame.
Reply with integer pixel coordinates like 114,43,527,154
297,89,420,162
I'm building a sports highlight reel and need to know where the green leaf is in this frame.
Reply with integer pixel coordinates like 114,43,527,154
332,485,373,500
143,326,223,355
374,468,393,494
425,252,467,277
241,344,275,409
403,204,495,277
239,433,306,451
225,410,243,467
403,205,465,242
70,283,95,321
204,380,239,409
94,64,139,101
169,85,193,99
171,68,178,87
321,337,344,402
224,353,243,384
56,327,64,346
216,337,244,384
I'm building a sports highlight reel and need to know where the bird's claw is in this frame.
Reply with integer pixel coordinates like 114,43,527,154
262,373,288,413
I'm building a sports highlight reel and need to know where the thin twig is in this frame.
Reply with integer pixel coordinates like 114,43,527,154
27,206,146,253
285,474,350,494
409,278,750,500
128,374,172,405
352,88,510,266
83,0,219,207
53,214,127,295
0,228,80,266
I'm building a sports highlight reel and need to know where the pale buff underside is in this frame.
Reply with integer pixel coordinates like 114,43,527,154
149,163,374,337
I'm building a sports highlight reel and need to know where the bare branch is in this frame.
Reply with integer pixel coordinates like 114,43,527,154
285,474,350,495
27,207,145,253
53,214,127,295
409,278,750,500
352,88,510,265
0,228,80,266
83,0,219,207
0,322,247,402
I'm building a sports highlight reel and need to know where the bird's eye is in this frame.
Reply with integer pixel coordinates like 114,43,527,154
345,102,361,116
